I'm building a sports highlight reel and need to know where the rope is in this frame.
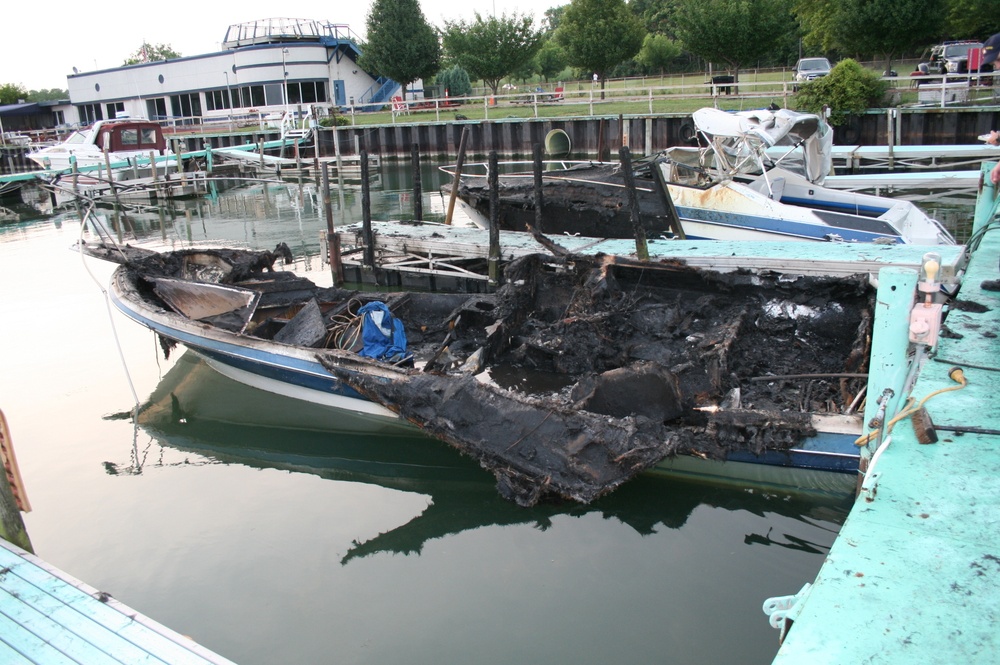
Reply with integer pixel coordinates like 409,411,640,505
78,217,140,412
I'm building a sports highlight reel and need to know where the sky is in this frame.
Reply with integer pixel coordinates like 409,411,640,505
1,0,561,92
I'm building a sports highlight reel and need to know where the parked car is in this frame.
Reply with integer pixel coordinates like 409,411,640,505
924,40,983,75
793,57,832,91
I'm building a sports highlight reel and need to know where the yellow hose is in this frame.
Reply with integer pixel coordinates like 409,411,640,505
854,367,967,446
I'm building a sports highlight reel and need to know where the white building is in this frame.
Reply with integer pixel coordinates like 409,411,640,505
64,18,401,127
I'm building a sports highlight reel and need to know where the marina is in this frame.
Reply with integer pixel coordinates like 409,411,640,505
0,149,998,662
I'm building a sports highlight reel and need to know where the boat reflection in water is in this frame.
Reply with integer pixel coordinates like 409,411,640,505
124,351,852,564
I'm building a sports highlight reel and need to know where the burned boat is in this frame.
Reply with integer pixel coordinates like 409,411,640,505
93,241,876,505
320,253,876,506
449,107,954,245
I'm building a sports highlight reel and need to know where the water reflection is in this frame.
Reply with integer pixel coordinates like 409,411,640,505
125,351,851,566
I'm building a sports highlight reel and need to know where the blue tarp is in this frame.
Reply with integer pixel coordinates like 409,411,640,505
358,301,409,362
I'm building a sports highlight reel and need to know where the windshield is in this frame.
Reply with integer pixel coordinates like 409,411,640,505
798,59,829,71
944,43,981,57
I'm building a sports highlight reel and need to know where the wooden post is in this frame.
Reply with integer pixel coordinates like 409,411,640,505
258,138,265,168
411,143,423,221
0,409,33,553
322,162,344,285
204,142,213,173
619,146,649,260
488,150,501,286
532,142,544,233
150,151,158,182
360,148,375,269
70,155,78,194
174,140,187,186
445,126,470,225
651,155,686,239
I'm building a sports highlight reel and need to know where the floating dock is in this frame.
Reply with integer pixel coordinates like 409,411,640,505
0,538,236,664
766,165,1000,662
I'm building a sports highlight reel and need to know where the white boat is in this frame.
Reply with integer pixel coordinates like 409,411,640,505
449,107,955,245
26,118,172,172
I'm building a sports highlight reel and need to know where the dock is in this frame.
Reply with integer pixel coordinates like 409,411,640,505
331,220,968,290
766,165,1000,662
0,538,236,664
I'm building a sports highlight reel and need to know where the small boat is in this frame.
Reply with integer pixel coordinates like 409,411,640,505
448,107,955,245
86,239,901,505
27,118,172,172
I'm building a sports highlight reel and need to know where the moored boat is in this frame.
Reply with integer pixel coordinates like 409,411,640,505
27,118,172,172
448,107,955,245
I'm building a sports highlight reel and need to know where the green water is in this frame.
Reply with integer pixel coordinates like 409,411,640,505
0,168,854,664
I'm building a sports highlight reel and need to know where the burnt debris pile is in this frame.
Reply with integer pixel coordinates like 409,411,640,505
324,253,874,506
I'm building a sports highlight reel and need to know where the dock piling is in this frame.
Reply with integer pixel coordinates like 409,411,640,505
532,143,544,233
619,146,650,260
321,163,344,286
360,149,375,270
411,143,423,221
488,150,501,285
445,126,470,225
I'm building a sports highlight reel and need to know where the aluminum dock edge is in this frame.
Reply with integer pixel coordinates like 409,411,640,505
768,165,1000,663
0,538,237,664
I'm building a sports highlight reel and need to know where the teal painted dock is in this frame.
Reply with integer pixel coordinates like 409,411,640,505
769,165,1000,662
0,539,236,664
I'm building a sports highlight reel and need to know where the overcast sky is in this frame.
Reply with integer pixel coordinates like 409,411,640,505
1,0,561,92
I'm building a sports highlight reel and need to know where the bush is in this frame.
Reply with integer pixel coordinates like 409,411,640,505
435,65,473,98
794,59,889,126
318,115,350,127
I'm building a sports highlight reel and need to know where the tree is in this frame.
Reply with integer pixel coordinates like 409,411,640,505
945,0,1000,41
27,89,68,102
629,0,682,37
361,0,441,99
123,42,181,65
442,12,544,95
674,0,796,83
794,0,842,53
0,83,28,105
536,39,569,82
637,33,682,75
544,5,567,32
436,66,473,98
557,0,645,97
831,0,943,74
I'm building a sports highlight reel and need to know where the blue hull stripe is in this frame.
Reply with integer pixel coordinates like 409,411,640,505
674,205,898,242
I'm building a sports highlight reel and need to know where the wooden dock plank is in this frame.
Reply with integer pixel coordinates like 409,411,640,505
0,611,81,665
0,541,236,665
0,579,156,664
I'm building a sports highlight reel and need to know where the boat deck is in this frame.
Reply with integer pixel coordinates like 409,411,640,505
770,171,1000,662
0,539,236,664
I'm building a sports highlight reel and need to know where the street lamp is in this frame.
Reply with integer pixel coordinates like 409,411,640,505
223,70,233,128
281,48,289,113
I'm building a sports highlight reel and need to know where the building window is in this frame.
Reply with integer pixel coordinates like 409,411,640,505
146,98,167,121
106,102,125,119
77,104,103,124
283,81,329,106
205,89,232,111
235,85,265,108
264,83,284,106
170,93,203,124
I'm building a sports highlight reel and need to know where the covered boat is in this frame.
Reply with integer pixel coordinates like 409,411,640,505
27,118,171,172
449,107,954,245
